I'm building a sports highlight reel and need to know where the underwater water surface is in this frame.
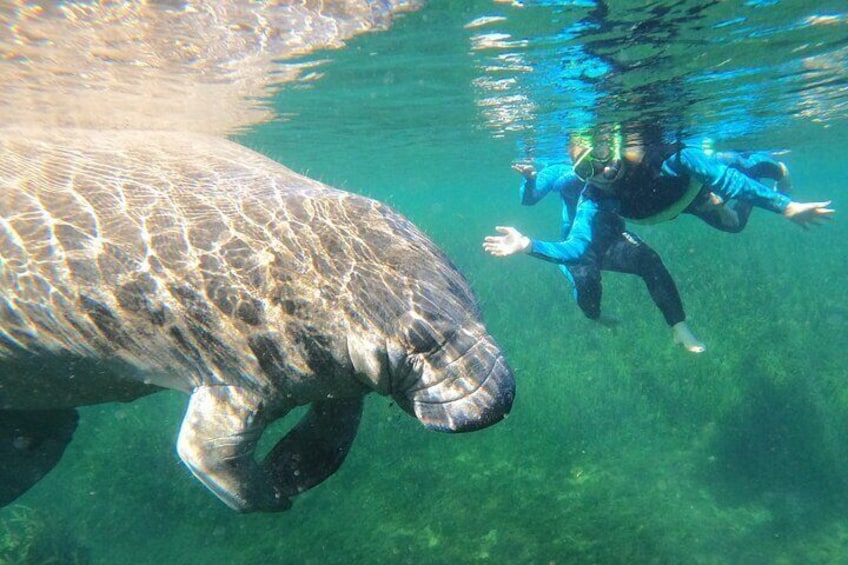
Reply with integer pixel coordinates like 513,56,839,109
2,1,848,564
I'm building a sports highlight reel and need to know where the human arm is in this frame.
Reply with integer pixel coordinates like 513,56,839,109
516,163,583,237
514,163,543,205
516,163,578,206
671,147,834,228
670,147,791,212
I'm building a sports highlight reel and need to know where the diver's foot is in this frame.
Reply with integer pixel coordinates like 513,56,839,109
672,321,706,353
776,162,793,193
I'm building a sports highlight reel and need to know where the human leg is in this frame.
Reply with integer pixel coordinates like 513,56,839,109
601,232,705,352
714,150,792,191
689,151,792,233
686,189,752,233
714,151,784,180
558,261,603,321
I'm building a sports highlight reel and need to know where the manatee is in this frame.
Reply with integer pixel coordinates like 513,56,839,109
0,127,515,512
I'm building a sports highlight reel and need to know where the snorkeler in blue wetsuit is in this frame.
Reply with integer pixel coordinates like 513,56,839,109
484,127,834,269
504,162,705,352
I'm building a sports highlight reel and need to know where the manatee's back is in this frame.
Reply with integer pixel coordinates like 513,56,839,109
0,128,470,408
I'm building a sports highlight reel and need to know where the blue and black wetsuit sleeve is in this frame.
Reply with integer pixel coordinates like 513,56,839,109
520,164,572,205
713,151,785,181
526,194,600,264
520,164,584,236
670,147,791,213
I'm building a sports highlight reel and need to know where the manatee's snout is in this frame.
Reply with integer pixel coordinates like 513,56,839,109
396,331,515,433
426,350,515,433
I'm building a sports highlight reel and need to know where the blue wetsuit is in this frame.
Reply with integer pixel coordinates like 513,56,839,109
525,145,792,264
521,165,685,326
615,144,791,223
701,151,788,232
713,151,785,181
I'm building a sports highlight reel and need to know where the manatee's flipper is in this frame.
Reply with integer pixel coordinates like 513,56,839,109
177,385,290,513
263,397,364,497
0,409,79,507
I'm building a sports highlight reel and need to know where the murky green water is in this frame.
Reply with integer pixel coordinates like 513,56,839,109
2,1,847,563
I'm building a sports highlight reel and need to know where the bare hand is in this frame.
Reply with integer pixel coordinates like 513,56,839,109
483,226,531,257
783,200,835,229
511,163,536,180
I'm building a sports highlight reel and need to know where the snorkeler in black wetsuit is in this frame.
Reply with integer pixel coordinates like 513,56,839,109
502,161,704,352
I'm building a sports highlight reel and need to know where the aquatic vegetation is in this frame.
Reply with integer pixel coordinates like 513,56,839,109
0,506,40,563
0,505,89,564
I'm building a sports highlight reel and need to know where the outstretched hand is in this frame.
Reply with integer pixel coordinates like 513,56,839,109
483,226,531,257
783,200,835,229
511,163,537,180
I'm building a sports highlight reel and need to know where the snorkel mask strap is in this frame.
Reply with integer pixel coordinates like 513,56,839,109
572,146,593,169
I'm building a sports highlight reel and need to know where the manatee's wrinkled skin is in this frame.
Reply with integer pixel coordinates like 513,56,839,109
0,128,515,512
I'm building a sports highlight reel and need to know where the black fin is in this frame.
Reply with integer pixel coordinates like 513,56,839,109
0,409,79,507
263,397,363,497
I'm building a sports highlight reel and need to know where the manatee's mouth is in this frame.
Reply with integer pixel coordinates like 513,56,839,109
403,350,515,433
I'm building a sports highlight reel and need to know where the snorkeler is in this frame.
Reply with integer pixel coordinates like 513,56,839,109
567,125,833,230
484,126,834,278
495,161,705,353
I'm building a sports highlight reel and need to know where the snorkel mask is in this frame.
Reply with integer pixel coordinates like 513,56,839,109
572,126,624,184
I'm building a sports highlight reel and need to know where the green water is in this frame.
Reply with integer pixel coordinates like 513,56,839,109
3,2,847,564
